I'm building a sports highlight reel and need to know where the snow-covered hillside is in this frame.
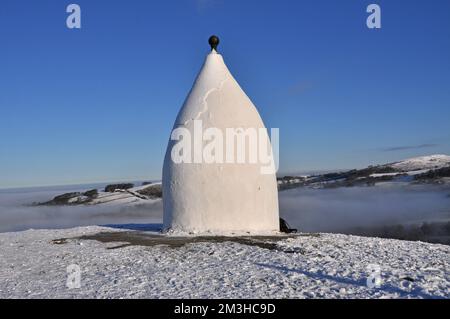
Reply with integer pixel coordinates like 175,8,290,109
88,183,161,206
36,183,162,207
278,154,450,190
0,226,448,299
388,154,450,172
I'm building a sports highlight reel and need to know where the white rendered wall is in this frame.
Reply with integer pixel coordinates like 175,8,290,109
162,50,279,234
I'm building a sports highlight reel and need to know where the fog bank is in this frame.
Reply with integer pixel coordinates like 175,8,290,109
1,183,449,235
279,183,450,232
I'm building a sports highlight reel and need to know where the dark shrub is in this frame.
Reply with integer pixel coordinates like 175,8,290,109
137,184,162,198
83,189,98,198
415,166,450,180
104,183,134,192
46,192,81,205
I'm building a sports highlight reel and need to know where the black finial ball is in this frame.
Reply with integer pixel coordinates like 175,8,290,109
208,35,219,51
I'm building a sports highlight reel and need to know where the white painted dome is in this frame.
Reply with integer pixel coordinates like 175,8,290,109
162,47,279,234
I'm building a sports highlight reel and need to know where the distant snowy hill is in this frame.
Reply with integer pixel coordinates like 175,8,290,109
36,183,162,207
388,154,450,172
278,154,450,190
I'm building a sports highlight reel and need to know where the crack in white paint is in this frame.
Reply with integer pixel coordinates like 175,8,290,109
181,74,229,228
183,76,230,126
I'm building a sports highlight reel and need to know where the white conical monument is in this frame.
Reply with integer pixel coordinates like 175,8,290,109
162,36,279,234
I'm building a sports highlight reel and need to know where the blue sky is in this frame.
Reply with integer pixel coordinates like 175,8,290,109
1,0,450,188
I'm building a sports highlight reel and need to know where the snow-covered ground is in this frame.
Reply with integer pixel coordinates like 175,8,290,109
0,225,448,298
0,155,448,298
